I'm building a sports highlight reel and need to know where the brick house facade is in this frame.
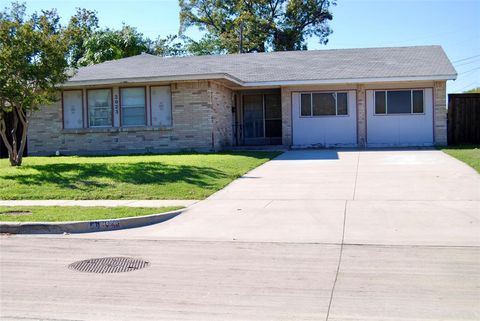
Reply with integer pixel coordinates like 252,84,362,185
27,46,456,155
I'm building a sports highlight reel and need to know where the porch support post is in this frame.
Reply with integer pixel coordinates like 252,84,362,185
356,84,367,148
433,80,447,146
281,87,292,147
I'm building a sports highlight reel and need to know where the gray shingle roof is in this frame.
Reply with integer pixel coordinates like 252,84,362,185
67,45,457,86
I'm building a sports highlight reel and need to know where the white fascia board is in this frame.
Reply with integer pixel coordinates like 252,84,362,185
62,73,244,87
62,73,457,88
242,74,457,87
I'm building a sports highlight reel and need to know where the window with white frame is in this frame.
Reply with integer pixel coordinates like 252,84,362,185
300,92,348,117
63,90,83,129
88,89,112,127
121,87,146,126
375,89,424,115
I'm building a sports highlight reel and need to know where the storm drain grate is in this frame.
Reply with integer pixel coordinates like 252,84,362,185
68,257,149,274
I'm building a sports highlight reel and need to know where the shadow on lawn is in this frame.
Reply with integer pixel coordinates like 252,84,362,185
5,162,227,190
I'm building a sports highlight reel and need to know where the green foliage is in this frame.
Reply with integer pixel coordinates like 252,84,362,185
66,7,99,66
185,33,226,55
0,206,182,222
463,87,480,94
74,23,188,65
151,34,188,57
0,2,71,166
0,152,281,200
0,2,70,111
77,24,150,66
179,0,335,54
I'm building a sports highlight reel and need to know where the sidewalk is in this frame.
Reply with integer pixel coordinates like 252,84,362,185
0,200,199,207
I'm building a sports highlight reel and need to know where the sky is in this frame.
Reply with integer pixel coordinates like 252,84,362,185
9,0,480,94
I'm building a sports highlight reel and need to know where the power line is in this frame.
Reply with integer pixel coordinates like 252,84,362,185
452,54,480,63
457,66,480,75
458,82,479,92
452,81,478,92
455,58,480,67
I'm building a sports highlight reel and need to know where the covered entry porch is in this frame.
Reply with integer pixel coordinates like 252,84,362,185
233,89,282,146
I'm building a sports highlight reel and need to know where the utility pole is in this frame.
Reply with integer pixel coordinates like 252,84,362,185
239,21,244,54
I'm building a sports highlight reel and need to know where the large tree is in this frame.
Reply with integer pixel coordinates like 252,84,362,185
76,24,150,66
66,8,99,67
0,2,71,166
179,0,335,54
76,25,187,65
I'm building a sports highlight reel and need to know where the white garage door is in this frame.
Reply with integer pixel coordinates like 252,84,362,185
366,88,433,147
292,91,357,147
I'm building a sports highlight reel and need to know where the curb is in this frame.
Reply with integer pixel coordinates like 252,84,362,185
0,209,184,234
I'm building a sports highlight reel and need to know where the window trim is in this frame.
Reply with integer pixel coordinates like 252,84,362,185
61,89,84,129
119,86,147,127
149,85,173,128
373,89,425,116
299,91,350,118
86,88,114,128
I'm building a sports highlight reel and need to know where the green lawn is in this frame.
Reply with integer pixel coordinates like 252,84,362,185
442,145,480,173
0,152,281,200
0,206,182,222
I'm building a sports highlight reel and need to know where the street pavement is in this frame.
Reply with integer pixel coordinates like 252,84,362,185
1,149,479,320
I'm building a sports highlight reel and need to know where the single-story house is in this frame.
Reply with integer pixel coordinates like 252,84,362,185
29,45,457,155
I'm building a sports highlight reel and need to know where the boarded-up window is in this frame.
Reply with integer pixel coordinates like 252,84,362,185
150,86,172,127
63,90,83,129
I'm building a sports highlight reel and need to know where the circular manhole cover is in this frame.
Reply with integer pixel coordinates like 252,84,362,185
68,257,149,274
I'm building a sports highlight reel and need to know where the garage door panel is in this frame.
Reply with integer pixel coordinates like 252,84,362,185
292,91,357,147
366,89,433,147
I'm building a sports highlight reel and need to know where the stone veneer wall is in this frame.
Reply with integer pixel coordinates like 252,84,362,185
28,80,226,155
433,80,447,145
356,84,367,147
280,87,293,146
209,81,234,149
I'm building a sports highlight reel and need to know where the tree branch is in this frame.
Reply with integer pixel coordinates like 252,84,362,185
0,115,14,159
16,105,27,127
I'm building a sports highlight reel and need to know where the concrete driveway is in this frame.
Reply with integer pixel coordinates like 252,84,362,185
1,149,479,320
77,149,480,246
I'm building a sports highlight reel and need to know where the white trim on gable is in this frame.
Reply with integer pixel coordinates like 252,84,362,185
63,73,244,88
63,73,456,89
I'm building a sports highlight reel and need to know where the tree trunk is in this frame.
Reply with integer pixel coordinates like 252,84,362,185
0,107,28,166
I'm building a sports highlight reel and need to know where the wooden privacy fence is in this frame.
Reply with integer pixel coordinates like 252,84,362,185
447,93,480,145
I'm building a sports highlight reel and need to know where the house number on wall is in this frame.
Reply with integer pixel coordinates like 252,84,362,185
114,94,119,114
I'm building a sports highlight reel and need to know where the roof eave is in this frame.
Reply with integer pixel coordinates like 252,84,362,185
62,73,244,87
242,74,458,87
62,73,457,88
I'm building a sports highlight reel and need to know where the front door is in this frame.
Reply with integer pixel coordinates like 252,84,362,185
242,93,282,145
